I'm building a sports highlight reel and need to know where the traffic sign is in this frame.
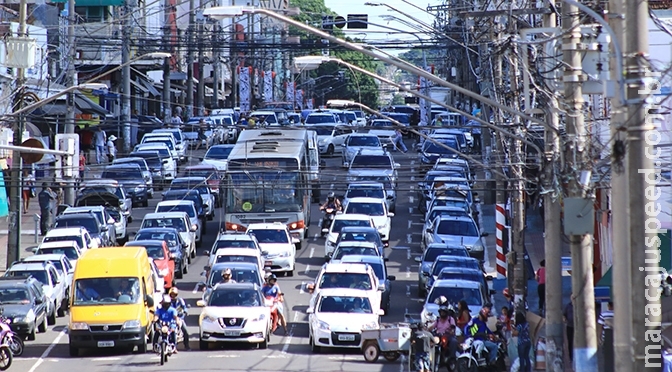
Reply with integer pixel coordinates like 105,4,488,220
347,14,368,29
334,16,346,29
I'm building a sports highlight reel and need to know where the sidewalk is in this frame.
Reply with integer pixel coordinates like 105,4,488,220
0,201,45,273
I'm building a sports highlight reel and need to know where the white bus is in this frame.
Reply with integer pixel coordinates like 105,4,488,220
224,129,318,240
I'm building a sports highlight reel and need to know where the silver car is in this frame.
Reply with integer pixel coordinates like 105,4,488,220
341,134,383,167
422,215,488,261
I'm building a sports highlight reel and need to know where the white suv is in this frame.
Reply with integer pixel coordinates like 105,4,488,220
246,222,299,277
313,125,354,156
342,197,394,243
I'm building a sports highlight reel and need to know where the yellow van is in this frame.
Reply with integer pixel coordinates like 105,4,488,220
68,247,157,356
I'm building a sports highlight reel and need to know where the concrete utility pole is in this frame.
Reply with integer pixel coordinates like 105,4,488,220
562,2,598,369
607,0,632,370
185,0,195,118
162,0,172,122
211,20,220,109
7,0,28,269
121,0,133,153
64,0,77,205
196,0,206,116
624,0,661,369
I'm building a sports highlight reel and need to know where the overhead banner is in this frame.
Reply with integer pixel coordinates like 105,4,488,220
295,89,303,110
418,66,432,124
285,82,295,108
239,67,251,112
263,71,273,103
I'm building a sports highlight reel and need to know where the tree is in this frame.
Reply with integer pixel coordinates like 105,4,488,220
391,94,405,105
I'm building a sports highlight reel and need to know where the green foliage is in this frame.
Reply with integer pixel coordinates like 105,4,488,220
390,94,405,105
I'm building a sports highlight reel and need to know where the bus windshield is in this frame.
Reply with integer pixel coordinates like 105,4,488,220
227,172,302,213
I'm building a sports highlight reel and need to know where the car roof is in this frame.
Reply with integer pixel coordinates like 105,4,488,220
340,255,384,265
348,182,384,188
333,213,373,221
435,215,475,223
214,248,259,256
435,255,480,263
137,227,179,233
216,234,255,241
250,111,276,115
104,163,142,170
115,157,146,163
65,206,104,212
340,226,378,232
212,282,258,291
349,133,378,138
185,164,218,171
23,254,67,262
80,179,120,187
426,243,469,250
246,222,289,230
345,197,386,204
9,262,51,271
163,189,199,196
438,267,483,275
56,212,96,220
433,176,469,182
356,148,388,156
335,241,378,249
317,288,373,297
45,227,86,236
127,240,165,246
173,176,208,182
208,144,235,149
211,262,259,270
322,263,372,274
144,212,188,219
157,200,195,207
432,279,482,289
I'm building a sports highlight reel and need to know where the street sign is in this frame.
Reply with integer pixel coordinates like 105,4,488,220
20,138,44,164
334,16,346,29
347,14,368,29
561,257,571,271
321,16,333,30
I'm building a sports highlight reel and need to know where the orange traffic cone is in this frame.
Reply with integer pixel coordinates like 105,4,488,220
535,337,547,370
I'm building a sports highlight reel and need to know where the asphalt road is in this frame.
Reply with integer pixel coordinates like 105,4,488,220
14,146,492,372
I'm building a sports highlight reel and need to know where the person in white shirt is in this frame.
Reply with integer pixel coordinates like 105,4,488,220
93,127,107,164
107,135,117,162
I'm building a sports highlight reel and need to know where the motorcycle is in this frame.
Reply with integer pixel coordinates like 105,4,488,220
0,318,22,357
153,321,183,365
265,296,281,332
456,336,506,372
320,207,337,237
0,332,12,371
433,331,458,372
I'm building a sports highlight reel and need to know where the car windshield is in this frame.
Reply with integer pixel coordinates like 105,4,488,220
37,247,79,260
163,193,201,208
0,287,30,304
144,138,174,150
424,247,468,261
438,271,483,283
351,176,392,189
351,155,391,169
345,202,385,216
157,204,195,218
6,270,48,285
80,186,121,199
73,277,141,305
137,147,170,158
43,235,84,248
170,182,209,195
186,170,216,179
214,240,257,249
135,231,179,246
130,153,162,168
372,120,393,127
348,136,380,147
428,287,482,307
431,199,469,210
45,260,65,273
432,259,481,275
423,141,458,154
312,127,335,135
215,255,258,265
115,159,146,170
333,246,378,259
101,169,143,180
318,295,373,314
140,245,165,260
227,172,302,213
346,187,385,199
319,273,372,289
331,219,371,233
54,218,100,234
208,289,263,307
208,268,260,287
247,229,288,244
205,146,233,160
306,115,336,124
338,231,379,244
428,209,468,220
251,114,277,124
142,218,187,232
437,220,478,236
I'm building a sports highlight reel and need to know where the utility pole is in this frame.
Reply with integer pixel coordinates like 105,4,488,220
542,5,564,371
196,0,205,116
63,0,77,205
185,0,195,118
607,0,632,370
162,0,172,122
121,0,133,153
211,20,220,109
625,0,661,369
7,0,28,269
563,2,598,369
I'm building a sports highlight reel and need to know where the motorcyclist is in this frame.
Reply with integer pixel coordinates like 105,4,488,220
153,295,178,353
261,274,288,334
464,304,498,365
219,268,237,284
428,305,459,364
168,287,190,351
320,192,342,213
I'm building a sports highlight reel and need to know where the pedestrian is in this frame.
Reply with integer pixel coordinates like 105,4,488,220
170,112,183,126
80,125,94,164
535,260,546,314
563,296,575,363
597,301,614,372
393,128,408,153
79,152,86,180
22,170,35,213
194,120,207,151
93,127,107,164
38,183,56,235
435,116,443,127
512,311,532,372
107,135,117,162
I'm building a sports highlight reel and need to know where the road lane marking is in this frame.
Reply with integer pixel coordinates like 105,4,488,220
300,281,306,294
408,196,414,204
305,264,311,275
410,185,415,190
309,247,314,258
27,329,66,372
406,248,411,260
293,311,300,322
411,160,416,165
328,356,361,361
313,233,319,242
411,222,424,226
265,355,288,358
408,207,413,214
410,176,415,181
391,246,409,250
406,266,411,278
207,354,240,358
408,220,412,229
410,168,415,173
281,325,295,354
400,353,407,372
406,234,413,244
91,357,121,361
330,184,334,190
406,285,411,297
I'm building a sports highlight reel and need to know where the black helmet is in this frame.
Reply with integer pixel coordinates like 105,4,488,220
438,305,449,314
267,274,277,282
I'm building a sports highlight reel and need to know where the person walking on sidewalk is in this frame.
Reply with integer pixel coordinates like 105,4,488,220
38,183,56,236
535,260,546,315
563,296,575,363
22,170,35,214
597,301,614,372
107,135,117,162
93,127,107,164
512,311,532,372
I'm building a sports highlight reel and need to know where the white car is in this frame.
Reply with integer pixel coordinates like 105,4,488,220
141,133,179,163
421,279,487,325
22,253,73,311
201,144,234,172
141,212,198,258
34,240,83,268
133,143,177,182
341,134,383,167
197,283,271,349
311,125,355,156
343,183,388,211
205,233,262,259
246,222,299,277
155,201,203,244
169,177,216,220
306,262,383,312
249,111,279,126
153,128,187,162
307,288,384,352
148,258,166,307
323,214,375,259
206,247,265,273
42,227,98,250
329,241,381,263
343,197,394,243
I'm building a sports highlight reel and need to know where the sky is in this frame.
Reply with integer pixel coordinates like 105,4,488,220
323,0,437,54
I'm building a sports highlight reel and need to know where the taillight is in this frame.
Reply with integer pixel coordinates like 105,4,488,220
288,220,305,230
225,222,247,232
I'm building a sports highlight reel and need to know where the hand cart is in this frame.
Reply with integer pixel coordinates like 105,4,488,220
361,323,412,363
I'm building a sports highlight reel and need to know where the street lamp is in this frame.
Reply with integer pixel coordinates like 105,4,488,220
202,6,551,131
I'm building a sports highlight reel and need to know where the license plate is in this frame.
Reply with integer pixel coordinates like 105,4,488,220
264,261,273,267
97,341,115,348
290,232,301,239
224,330,241,336
338,334,355,341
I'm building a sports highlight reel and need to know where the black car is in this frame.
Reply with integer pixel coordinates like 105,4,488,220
419,138,460,173
134,227,189,278
101,163,150,207
0,277,48,340
129,151,164,189
53,212,108,247
162,190,206,221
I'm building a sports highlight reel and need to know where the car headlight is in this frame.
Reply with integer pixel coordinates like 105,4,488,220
70,322,89,330
279,250,291,258
123,320,141,329
362,321,378,330
201,315,217,323
134,186,145,192
470,242,484,252
327,240,336,247
251,314,266,322
318,320,330,331
318,139,326,145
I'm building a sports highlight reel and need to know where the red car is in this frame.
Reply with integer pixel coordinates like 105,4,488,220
184,164,223,207
125,240,175,291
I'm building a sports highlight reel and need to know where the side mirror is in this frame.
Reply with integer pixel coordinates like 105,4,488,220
306,308,314,314
422,271,430,277
35,298,43,305
191,224,198,232
162,159,170,164
32,247,38,253
414,257,422,263
262,251,269,256
489,289,497,295
101,226,109,232
198,158,204,161
169,254,175,261
377,309,386,316
145,294,154,308
426,228,432,233
417,182,424,188
196,300,206,307
343,162,349,168
387,275,396,281
394,163,401,169
485,275,494,281
321,228,329,234
340,143,346,147
291,237,300,245
383,257,389,262
203,250,210,256
480,232,489,237
107,218,115,224
388,212,395,218
475,198,481,204
377,284,385,291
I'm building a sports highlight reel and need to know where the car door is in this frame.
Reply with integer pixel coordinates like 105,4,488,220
332,127,348,150
424,217,440,246
48,266,64,304
28,284,46,323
